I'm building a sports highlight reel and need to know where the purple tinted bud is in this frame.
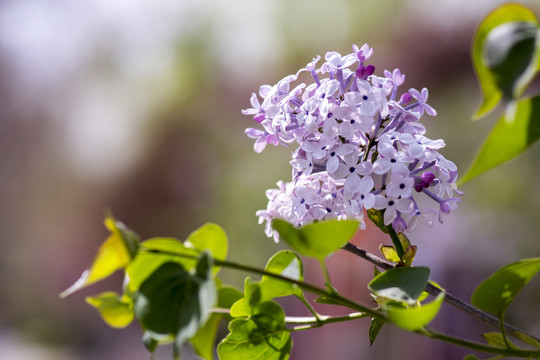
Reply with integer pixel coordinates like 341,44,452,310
414,183,424,192
356,65,375,80
421,171,435,188
399,93,412,104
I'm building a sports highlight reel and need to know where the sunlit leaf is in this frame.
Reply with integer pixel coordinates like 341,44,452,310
60,217,139,298
230,278,261,318
386,292,445,331
482,332,508,347
379,245,400,263
260,250,303,299
463,355,480,360
460,95,540,183
471,257,540,318
185,223,228,274
368,267,430,305
402,246,417,267
272,219,359,260
471,3,538,119
85,291,134,328
218,301,292,360
397,233,411,250
218,286,245,310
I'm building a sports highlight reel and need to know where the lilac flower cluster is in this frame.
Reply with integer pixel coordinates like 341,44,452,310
244,44,462,241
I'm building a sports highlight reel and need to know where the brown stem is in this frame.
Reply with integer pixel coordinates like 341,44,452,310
342,242,540,343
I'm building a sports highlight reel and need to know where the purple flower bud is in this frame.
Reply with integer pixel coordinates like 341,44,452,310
356,65,375,80
440,198,460,214
399,93,412,104
421,171,435,188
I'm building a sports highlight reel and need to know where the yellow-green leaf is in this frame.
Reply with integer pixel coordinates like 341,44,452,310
185,223,228,275
386,292,445,331
85,291,134,328
60,217,139,298
379,245,400,263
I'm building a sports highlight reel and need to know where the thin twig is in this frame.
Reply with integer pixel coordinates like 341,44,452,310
342,242,540,343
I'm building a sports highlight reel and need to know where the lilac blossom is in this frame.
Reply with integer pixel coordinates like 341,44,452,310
244,44,462,240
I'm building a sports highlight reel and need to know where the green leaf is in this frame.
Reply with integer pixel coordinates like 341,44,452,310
218,286,245,310
142,332,174,354
85,291,134,328
191,286,244,360
260,250,303,299
272,219,359,260
185,223,228,275
368,267,431,305
60,217,139,298
514,331,540,349
463,355,480,360
369,317,385,346
230,278,262,318
385,292,445,331
471,3,538,119
367,209,388,234
127,237,198,292
482,332,507,347
471,257,540,318
133,252,216,355
402,246,417,267
142,331,160,354
191,314,221,360
460,95,540,183
218,301,292,360
128,224,228,293
379,245,400,263
484,21,538,100
397,233,411,250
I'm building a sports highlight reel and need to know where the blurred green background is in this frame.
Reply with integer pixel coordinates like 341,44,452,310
1,0,540,359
